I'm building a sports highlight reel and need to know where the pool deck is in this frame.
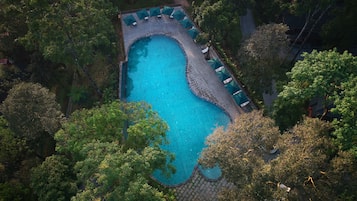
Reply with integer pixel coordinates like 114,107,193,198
120,7,243,120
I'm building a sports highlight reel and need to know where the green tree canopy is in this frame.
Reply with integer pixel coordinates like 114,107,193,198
0,116,27,182
0,82,63,141
0,115,40,201
193,0,244,53
32,101,175,200
21,0,117,65
200,113,357,200
72,142,169,201
270,118,335,200
30,155,77,201
332,75,357,155
55,101,170,162
0,0,28,56
273,49,357,130
199,110,280,187
19,0,118,95
237,23,289,95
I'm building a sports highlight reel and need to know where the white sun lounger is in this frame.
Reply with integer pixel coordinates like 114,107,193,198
223,77,232,84
201,46,209,54
215,66,224,72
232,90,242,96
240,101,250,107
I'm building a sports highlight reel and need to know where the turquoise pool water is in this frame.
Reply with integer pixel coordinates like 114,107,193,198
126,35,230,185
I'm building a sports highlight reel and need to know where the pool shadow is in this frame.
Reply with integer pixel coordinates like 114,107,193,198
126,37,152,98
127,37,151,72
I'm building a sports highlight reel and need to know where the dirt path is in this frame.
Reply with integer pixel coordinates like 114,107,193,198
174,0,190,8
239,9,256,38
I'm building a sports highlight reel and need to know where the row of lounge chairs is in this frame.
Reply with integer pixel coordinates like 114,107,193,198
123,6,199,40
123,7,162,26
207,58,250,108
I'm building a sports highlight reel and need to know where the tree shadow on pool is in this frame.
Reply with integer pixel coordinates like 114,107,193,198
126,76,133,97
127,37,151,72
126,37,152,97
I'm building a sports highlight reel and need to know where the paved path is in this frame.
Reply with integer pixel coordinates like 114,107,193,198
174,166,235,201
240,9,256,38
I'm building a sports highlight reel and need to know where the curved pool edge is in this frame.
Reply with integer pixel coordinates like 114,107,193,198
150,164,226,188
121,13,241,120
121,8,243,187
125,33,235,123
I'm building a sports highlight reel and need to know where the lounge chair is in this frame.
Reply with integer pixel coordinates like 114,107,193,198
201,46,209,54
232,90,242,96
223,77,232,84
240,101,250,107
123,14,137,26
215,66,224,72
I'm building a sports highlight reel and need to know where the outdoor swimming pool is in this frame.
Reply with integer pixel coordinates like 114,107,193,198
126,35,230,185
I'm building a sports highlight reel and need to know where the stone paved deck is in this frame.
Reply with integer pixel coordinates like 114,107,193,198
173,166,235,201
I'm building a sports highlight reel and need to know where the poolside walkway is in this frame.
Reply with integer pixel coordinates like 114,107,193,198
120,7,242,119
174,166,235,200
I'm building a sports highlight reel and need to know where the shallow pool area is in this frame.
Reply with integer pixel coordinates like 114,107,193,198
126,35,230,185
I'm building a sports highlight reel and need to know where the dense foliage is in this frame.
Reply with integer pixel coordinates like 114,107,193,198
200,112,357,200
192,0,252,53
0,82,63,140
30,101,174,200
237,23,289,95
1,0,356,200
273,49,357,155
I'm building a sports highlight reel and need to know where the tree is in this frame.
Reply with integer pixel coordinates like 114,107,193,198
20,0,118,96
200,114,357,200
72,142,169,201
51,101,174,200
199,111,280,188
30,155,77,201
0,82,63,141
237,23,289,95
0,116,27,182
55,101,171,162
332,75,357,155
254,0,284,23
273,49,357,130
193,0,244,53
321,0,357,56
0,0,28,57
0,63,27,102
282,0,335,62
270,118,335,200
0,115,39,201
